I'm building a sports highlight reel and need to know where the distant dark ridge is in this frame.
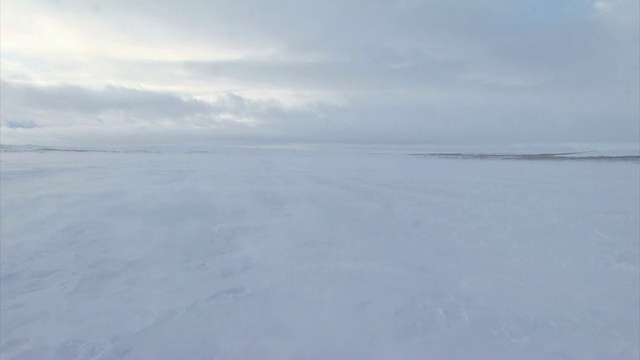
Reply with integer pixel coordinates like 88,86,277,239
0,146,158,154
410,153,640,162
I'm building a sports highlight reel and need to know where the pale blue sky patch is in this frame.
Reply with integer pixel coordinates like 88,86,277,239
522,0,594,25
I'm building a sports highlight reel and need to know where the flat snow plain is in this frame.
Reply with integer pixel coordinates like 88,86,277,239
1,146,638,359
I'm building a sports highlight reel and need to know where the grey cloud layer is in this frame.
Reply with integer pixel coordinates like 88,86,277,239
0,0,637,145
0,82,315,133
4,79,635,144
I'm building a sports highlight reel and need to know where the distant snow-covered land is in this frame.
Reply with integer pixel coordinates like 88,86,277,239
1,146,638,359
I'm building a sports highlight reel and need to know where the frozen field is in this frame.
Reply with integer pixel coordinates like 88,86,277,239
1,147,638,359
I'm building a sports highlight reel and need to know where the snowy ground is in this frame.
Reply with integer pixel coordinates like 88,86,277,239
1,146,638,359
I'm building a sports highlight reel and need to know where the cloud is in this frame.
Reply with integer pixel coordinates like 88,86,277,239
0,81,318,133
0,0,637,145
1,82,210,127
593,1,614,11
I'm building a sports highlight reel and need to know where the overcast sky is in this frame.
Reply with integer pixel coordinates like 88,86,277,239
1,0,638,145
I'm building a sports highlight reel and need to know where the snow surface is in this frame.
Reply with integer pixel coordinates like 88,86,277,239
1,147,638,359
